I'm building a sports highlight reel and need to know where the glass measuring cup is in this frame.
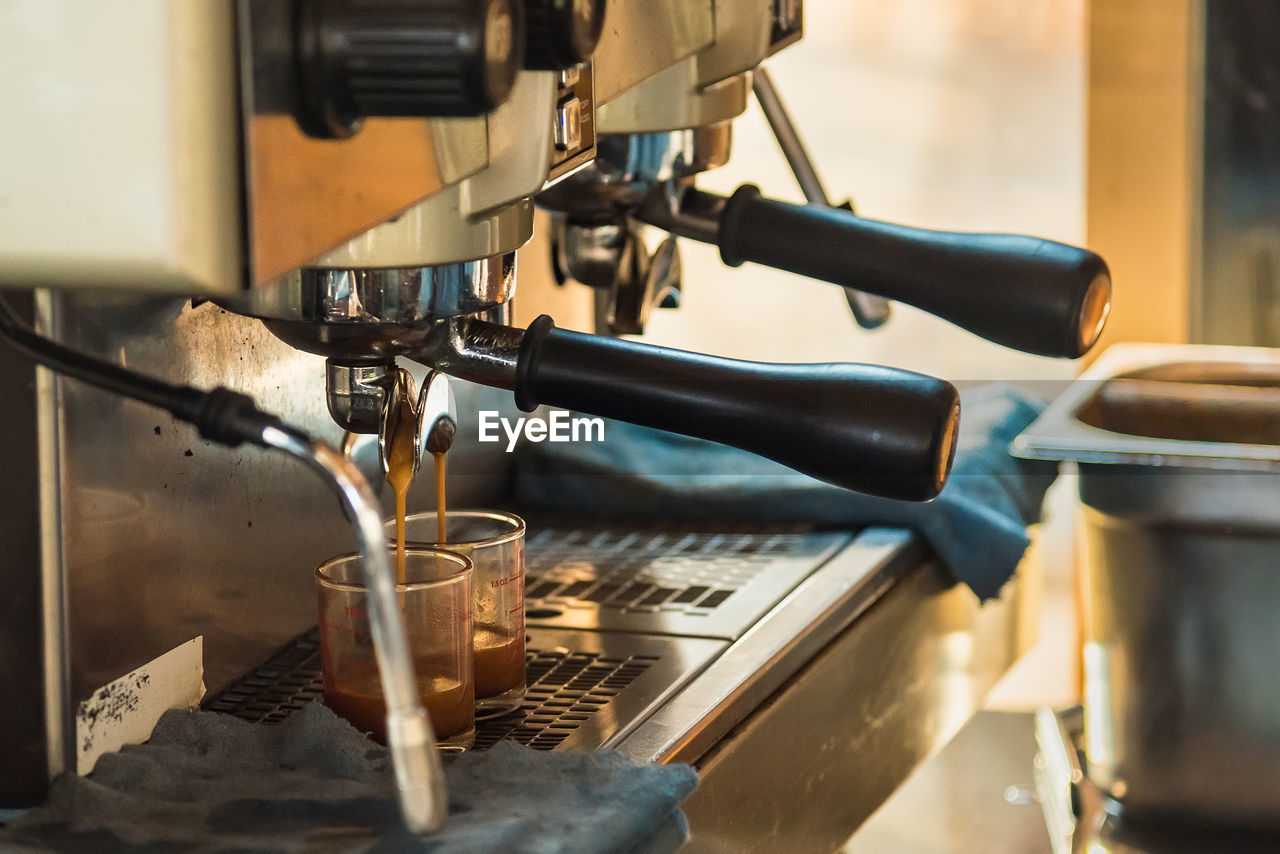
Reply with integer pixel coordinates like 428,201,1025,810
391,511,526,719
316,547,475,749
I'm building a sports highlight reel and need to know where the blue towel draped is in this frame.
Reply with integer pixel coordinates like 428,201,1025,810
512,383,1057,600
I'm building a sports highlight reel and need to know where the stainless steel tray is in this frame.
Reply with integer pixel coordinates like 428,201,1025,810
202,524,1029,853
524,528,852,640
204,626,725,753
204,525,872,753
1013,343,1280,470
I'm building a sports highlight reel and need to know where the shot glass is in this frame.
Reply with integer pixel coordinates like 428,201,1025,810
393,511,526,719
315,547,475,749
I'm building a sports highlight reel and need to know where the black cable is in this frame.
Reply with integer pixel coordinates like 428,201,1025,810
0,294,200,411
0,294,284,448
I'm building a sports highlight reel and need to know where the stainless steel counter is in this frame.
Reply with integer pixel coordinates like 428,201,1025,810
668,551,1028,853
844,712,1052,854
844,708,1280,854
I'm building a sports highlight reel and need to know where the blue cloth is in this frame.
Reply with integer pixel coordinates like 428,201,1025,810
513,384,1057,600
0,704,697,853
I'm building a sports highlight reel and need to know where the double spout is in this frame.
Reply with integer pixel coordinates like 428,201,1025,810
328,363,458,476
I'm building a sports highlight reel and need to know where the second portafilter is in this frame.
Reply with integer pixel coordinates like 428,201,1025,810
542,124,1111,361
541,65,1111,360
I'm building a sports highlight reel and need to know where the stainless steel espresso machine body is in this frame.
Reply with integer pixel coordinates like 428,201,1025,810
0,0,1109,845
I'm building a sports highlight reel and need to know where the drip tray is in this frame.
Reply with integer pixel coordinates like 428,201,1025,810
524,528,851,639
204,626,725,752
206,526,869,754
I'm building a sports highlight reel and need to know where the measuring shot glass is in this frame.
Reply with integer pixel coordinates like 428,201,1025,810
392,511,526,719
315,547,475,749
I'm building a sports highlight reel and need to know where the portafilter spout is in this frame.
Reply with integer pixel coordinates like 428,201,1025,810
420,369,458,456
334,366,456,479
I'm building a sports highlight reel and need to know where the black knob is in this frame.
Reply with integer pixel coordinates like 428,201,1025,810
522,0,606,70
296,0,525,138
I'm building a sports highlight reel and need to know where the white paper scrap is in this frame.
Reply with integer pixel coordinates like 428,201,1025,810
75,636,205,775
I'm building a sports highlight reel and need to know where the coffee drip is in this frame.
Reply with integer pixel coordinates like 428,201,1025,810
385,390,418,584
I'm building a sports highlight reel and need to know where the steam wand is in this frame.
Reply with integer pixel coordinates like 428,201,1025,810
258,424,446,833
0,295,448,834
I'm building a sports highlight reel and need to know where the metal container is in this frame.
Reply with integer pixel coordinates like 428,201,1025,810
1015,343,1280,827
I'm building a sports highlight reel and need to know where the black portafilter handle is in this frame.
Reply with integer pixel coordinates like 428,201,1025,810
512,316,961,502
674,185,1111,359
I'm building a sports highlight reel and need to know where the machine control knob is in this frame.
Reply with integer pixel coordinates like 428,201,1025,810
521,0,606,70
297,0,525,137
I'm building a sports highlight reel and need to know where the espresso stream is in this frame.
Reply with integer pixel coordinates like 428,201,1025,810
433,451,448,544
376,396,520,713
385,394,418,585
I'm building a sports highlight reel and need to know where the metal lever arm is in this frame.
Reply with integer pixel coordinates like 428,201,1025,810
644,185,1111,359
752,66,891,329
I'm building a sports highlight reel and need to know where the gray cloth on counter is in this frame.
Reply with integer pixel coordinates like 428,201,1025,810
513,383,1057,601
1,704,697,853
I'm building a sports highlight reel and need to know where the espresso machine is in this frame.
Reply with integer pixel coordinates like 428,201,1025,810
0,0,1110,847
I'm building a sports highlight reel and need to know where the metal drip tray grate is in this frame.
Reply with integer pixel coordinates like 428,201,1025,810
204,629,324,724
204,527,852,750
524,528,852,639
473,647,659,751
205,627,725,752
